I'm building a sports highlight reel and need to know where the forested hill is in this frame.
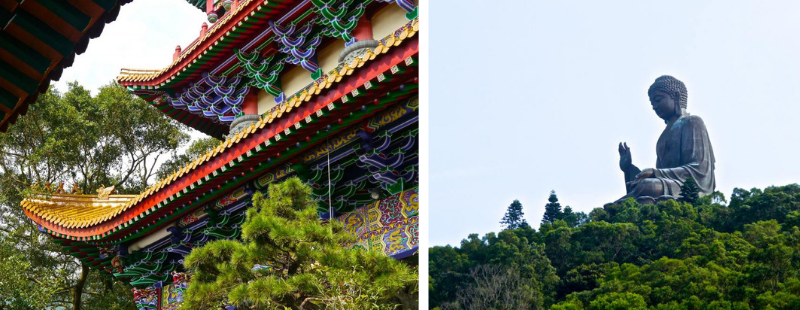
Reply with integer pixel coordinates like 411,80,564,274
430,184,800,310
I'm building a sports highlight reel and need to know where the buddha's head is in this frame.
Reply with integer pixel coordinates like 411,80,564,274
648,75,687,121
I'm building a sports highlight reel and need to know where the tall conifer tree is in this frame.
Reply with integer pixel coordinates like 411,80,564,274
501,200,528,229
542,191,563,224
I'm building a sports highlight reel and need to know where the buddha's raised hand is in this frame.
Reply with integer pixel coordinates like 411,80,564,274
618,142,632,171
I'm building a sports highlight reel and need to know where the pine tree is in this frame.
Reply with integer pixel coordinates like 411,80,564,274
501,200,528,229
680,177,700,204
182,177,418,309
542,191,563,224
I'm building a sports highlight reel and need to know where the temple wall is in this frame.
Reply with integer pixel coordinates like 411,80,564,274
339,187,419,258
281,65,312,98
318,39,345,74
372,3,411,39
257,89,276,115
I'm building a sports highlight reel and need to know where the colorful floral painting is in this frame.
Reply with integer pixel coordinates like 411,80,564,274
161,283,184,310
338,187,419,257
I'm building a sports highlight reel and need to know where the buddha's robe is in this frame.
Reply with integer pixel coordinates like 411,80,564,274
625,114,715,198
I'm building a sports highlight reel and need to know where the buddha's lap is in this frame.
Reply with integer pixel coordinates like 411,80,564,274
631,178,679,197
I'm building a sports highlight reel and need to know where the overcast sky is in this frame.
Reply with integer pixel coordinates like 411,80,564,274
430,1,800,246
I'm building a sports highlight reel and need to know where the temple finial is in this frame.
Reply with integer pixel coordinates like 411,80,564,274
201,22,209,37
173,45,182,61
96,185,115,200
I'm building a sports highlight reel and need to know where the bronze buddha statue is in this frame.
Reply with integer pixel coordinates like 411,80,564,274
617,75,716,204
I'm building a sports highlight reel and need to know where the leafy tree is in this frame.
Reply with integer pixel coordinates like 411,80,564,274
440,265,540,310
431,184,800,309
182,177,418,309
429,246,472,306
680,177,700,204
562,206,589,228
500,199,528,229
0,82,189,310
0,238,57,309
543,190,563,224
588,292,647,310
430,226,558,308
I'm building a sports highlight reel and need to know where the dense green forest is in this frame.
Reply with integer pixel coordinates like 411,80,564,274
430,185,800,310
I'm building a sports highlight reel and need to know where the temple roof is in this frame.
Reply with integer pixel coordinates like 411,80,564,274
22,194,138,229
117,0,303,86
0,0,132,133
117,0,304,137
27,23,418,242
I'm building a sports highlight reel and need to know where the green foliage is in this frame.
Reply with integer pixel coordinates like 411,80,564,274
429,227,558,309
561,206,589,228
183,177,418,309
430,184,800,309
0,82,191,309
500,199,528,230
0,239,56,309
588,292,647,310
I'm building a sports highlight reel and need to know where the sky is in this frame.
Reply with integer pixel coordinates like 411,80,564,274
430,1,800,246
54,0,206,96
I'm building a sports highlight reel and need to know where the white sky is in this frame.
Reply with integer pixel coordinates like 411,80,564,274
54,0,207,95
430,1,800,246
53,0,209,142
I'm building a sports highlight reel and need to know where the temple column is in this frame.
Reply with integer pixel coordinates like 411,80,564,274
206,0,218,23
338,15,380,65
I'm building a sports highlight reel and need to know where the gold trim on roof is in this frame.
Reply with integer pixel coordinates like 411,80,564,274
21,194,138,229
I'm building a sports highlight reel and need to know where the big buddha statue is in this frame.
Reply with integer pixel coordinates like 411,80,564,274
616,75,716,204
